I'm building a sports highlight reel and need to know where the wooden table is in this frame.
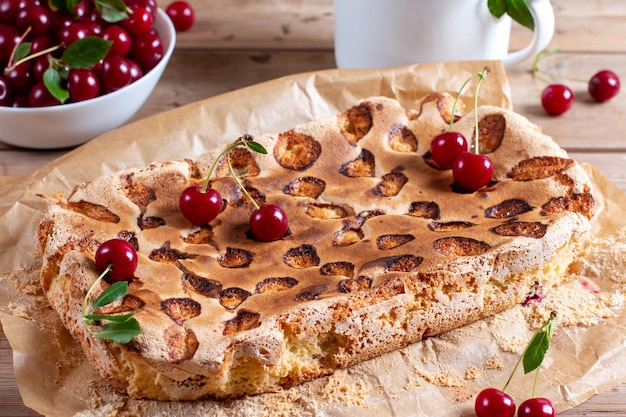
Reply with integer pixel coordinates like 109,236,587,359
2,0,626,415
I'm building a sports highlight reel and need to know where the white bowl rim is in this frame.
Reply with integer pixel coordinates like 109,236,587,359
0,7,176,113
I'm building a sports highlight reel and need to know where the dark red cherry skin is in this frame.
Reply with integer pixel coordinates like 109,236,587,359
130,32,163,72
179,186,223,225
28,80,61,107
250,204,289,242
475,388,516,417
127,59,143,83
58,21,93,46
166,1,195,32
0,25,21,66
517,397,556,417
588,70,620,102
16,4,52,36
122,6,153,37
430,131,468,169
541,84,574,116
67,69,100,102
452,152,493,191
31,55,50,81
101,54,133,92
5,61,33,94
102,25,132,57
0,0,21,24
94,239,138,282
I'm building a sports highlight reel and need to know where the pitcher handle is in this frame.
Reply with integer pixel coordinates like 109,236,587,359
502,0,555,66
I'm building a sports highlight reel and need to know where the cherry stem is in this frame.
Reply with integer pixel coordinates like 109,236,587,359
532,48,587,84
4,26,63,74
227,148,260,210
473,67,490,155
81,263,112,320
6,43,62,73
448,72,475,132
200,134,252,193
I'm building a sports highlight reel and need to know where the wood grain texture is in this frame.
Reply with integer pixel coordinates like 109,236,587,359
2,0,626,415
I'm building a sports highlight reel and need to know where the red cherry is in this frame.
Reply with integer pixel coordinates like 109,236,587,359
517,397,556,417
5,61,33,94
121,6,153,37
249,204,289,241
0,0,22,24
58,21,93,46
28,80,61,107
130,31,163,72
102,25,132,57
430,131,468,169
16,4,52,36
126,0,157,18
101,54,133,92
67,69,100,102
31,54,50,81
0,25,21,66
588,70,620,102
452,152,493,191
94,239,138,281
475,388,516,417
541,84,574,116
72,0,91,18
166,1,195,32
179,186,223,225
127,59,143,83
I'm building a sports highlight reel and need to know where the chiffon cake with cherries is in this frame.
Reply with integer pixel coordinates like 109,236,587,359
38,94,595,400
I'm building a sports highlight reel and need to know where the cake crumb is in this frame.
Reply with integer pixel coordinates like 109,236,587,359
483,354,504,370
315,370,368,406
465,365,483,381
415,368,466,388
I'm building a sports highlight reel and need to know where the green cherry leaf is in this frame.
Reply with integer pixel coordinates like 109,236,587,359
91,281,128,309
487,0,507,18
522,314,558,374
522,329,550,373
43,67,69,103
61,37,112,69
507,0,535,31
246,141,268,155
94,0,130,23
94,318,141,343
14,42,32,61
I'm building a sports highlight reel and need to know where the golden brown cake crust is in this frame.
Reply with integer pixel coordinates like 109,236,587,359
38,95,594,400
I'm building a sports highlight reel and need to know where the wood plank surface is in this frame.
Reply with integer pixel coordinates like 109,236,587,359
2,0,626,415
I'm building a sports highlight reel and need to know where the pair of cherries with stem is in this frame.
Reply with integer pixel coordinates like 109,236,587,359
430,67,494,191
475,312,559,417
179,134,289,242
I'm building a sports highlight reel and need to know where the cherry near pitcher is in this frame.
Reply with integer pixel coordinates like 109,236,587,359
334,0,555,68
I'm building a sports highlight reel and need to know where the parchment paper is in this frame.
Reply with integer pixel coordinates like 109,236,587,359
1,60,625,417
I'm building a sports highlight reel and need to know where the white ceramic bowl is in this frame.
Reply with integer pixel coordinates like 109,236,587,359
0,8,176,149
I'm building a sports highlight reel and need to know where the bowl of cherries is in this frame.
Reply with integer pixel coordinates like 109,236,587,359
0,0,179,149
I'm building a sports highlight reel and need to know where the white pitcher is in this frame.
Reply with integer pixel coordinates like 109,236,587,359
334,0,555,68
